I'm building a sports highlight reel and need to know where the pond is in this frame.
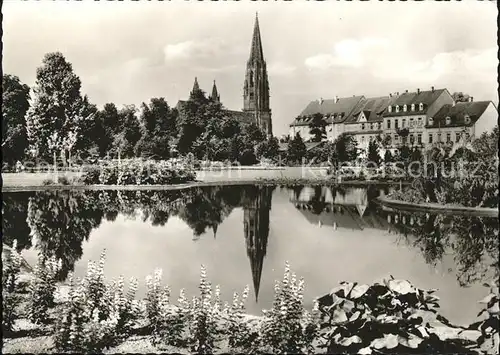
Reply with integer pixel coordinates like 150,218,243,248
2,184,498,326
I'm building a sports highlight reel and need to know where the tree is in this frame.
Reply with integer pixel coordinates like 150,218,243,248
96,103,121,157
308,113,326,142
452,92,471,103
384,150,393,164
25,52,92,161
116,105,140,158
287,133,307,164
367,140,381,166
472,125,498,159
2,74,30,166
332,133,358,164
396,128,410,146
256,136,280,162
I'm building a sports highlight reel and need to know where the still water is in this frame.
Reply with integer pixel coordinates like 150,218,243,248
2,185,498,325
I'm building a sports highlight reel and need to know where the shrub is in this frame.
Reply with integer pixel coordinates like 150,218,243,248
28,256,61,324
81,165,101,184
316,276,477,354
259,261,313,354
57,175,71,185
467,282,499,354
2,241,23,332
42,178,55,185
54,253,140,353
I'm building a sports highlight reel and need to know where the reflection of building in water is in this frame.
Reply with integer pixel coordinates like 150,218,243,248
289,186,388,231
242,186,274,302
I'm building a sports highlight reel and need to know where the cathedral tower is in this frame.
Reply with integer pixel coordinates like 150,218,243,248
243,13,273,136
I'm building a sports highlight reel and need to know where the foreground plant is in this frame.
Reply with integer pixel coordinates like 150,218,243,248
28,256,61,324
259,261,315,354
2,241,23,332
316,276,478,354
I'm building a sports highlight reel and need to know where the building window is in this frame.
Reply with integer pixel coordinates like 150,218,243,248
464,115,471,124
402,136,407,145
429,134,433,144
395,119,399,129
411,104,415,111
403,104,407,112
377,122,381,130
410,134,415,145
456,132,461,142
428,117,434,125
410,118,414,127
437,133,442,142
417,133,422,144
370,123,373,130
445,116,451,125
418,117,422,127
361,123,365,130
361,136,365,143
395,105,400,113
402,119,406,128
446,133,451,143
387,120,391,129
388,106,392,113
419,103,424,111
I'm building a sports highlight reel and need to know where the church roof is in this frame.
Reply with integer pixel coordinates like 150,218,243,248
428,101,492,128
248,13,265,63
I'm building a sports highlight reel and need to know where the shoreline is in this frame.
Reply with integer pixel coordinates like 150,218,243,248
377,196,498,217
2,178,405,193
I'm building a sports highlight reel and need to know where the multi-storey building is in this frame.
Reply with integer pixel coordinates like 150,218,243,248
290,86,497,153
343,96,393,152
426,99,498,146
289,96,364,142
382,87,454,152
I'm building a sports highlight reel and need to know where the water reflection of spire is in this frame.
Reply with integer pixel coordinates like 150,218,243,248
243,186,274,303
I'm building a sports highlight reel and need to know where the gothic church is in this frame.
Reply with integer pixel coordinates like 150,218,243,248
177,14,273,136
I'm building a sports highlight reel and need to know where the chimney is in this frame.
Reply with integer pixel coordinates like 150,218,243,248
389,93,392,98
417,88,420,94
320,97,324,105
405,90,408,93
469,96,474,102
335,95,339,103
431,86,435,92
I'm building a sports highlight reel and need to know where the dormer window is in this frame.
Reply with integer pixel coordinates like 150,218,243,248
428,117,434,125
395,105,400,113
464,115,471,124
403,104,407,112
388,105,392,113
419,103,424,111
445,116,451,125
411,104,415,111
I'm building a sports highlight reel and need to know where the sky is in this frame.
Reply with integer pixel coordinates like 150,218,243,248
3,0,498,137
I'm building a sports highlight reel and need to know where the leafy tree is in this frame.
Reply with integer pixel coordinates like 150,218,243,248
135,98,177,159
177,89,210,154
397,128,410,146
332,133,358,164
384,150,393,164
96,103,121,157
472,125,498,160
256,136,280,161
287,133,307,164
452,92,471,103
25,52,93,161
367,140,381,165
2,74,30,166
113,105,140,158
308,113,327,142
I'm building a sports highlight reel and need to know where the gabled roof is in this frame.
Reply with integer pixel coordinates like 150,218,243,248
383,89,448,117
345,96,391,124
427,101,492,128
290,96,365,126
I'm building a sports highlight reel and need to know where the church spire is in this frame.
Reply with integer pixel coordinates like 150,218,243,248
249,12,264,63
210,80,220,103
191,77,201,94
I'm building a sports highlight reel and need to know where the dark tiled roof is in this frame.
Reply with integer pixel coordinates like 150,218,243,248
291,96,365,126
383,89,448,117
345,96,391,124
427,101,491,128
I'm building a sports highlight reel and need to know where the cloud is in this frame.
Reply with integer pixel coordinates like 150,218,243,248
164,38,235,62
268,62,297,76
375,47,498,84
305,38,390,70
